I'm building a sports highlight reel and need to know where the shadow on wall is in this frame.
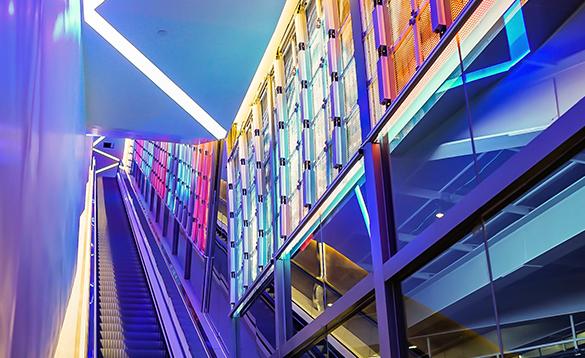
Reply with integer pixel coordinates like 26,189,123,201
0,0,91,356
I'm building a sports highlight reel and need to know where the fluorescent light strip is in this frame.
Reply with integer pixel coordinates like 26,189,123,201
355,186,371,236
92,135,105,147
95,162,120,174
93,147,121,162
83,0,227,139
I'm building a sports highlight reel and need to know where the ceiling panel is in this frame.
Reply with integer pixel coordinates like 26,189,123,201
84,0,284,142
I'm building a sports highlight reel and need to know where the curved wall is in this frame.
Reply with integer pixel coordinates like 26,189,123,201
0,0,90,356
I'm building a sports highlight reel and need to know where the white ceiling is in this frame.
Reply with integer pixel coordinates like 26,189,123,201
84,0,284,142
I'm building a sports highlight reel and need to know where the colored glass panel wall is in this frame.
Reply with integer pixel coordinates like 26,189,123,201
132,139,216,254
227,0,363,303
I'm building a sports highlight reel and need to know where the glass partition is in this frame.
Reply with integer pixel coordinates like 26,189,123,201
385,0,584,253
401,226,500,358
387,58,471,251
485,147,585,356
290,177,372,331
330,299,379,357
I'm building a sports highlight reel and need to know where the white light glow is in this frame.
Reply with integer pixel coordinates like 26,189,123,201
435,212,445,219
92,135,105,147
95,162,120,174
83,0,227,139
92,147,121,162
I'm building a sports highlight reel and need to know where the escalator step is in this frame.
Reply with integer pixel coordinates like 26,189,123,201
97,178,168,357
99,309,158,318
99,296,152,304
100,315,158,325
100,338,166,350
100,302,154,310
100,348,167,358
100,322,161,333
99,331,163,342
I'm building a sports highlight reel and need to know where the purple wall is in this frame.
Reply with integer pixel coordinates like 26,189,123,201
0,0,91,356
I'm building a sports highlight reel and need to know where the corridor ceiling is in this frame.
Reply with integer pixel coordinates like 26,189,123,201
83,0,284,142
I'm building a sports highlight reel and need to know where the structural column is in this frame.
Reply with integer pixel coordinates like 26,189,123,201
362,140,407,358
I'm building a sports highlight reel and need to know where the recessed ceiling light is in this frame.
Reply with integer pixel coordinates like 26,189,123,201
435,212,445,219
408,345,417,350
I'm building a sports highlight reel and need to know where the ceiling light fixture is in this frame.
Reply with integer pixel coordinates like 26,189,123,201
83,0,227,139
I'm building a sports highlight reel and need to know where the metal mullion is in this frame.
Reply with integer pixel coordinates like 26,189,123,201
363,137,409,358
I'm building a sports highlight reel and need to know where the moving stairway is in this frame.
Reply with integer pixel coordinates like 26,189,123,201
96,177,168,357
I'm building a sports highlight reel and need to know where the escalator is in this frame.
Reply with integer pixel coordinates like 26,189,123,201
96,177,168,357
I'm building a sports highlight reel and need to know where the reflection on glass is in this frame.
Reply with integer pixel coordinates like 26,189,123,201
290,181,372,331
247,279,276,351
322,183,372,308
292,233,325,324
299,338,345,358
402,227,500,358
331,300,380,357
388,62,472,251
461,0,585,190
386,0,585,253
486,148,585,357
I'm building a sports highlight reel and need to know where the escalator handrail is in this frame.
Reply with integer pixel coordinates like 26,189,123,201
90,157,98,357
116,171,191,357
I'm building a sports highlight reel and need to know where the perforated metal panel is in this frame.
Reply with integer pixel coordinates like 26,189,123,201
394,29,416,92
418,3,442,63
388,0,412,43
450,0,470,21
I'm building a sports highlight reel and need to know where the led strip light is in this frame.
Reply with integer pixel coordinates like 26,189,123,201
83,0,227,139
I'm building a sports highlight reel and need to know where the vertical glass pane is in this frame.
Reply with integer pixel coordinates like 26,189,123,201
339,0,350,24
346,109,362,156
388,55,471,251
291,219,324,332
343,63,358,116
486,148,585,356
315,154,328,198
402,228,500,358
461,0,585,187
340,21,354,70
449,0,470,22
321,182,372,308
330,300,380,357
247,278,276,351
